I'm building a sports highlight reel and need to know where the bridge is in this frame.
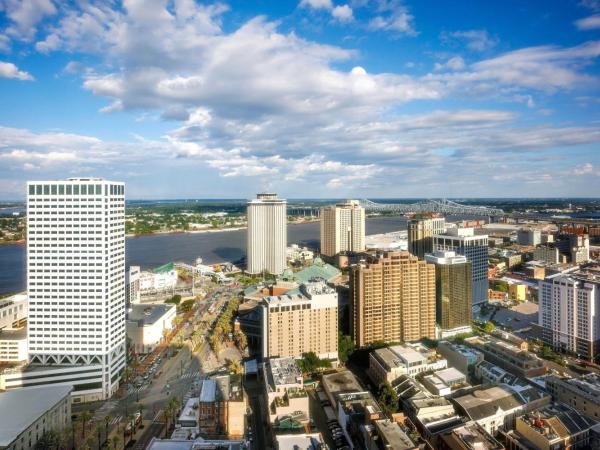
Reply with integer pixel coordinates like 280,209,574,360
358,199,505,216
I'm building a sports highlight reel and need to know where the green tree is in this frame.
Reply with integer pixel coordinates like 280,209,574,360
338,333,355,364
377,382,399,416
484,321,496,333
229,359,243,375
80,410,93,438
297,352,331,374
34,430,60,450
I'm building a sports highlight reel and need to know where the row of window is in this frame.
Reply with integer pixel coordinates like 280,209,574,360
29,184,124,196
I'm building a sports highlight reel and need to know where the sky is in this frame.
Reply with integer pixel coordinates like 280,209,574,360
1,0,600,200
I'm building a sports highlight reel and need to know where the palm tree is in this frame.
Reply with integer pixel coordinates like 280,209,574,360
80,410,93,439
103,414,112,445
94,424,103,450
229,359,242,375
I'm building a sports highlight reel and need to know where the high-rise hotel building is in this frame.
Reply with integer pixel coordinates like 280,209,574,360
1,178,126,402
350,251,436,347
246,193,287,275
539,272,600,361
320,200,365,257
261,280,338,361
407,217,446,259
434,227,489,306
425,250,472,333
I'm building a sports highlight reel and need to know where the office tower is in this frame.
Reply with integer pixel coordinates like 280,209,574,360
434,228,488,306
407,217,446,259
517,228,541,246
261,280,338,361
350,251,436,347
320,200,365,257
425,250,472,332
126,266,141,304
246,193,287,275
539,272,600,361
12,178,126,402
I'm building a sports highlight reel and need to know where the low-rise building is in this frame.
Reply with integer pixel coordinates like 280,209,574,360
197,374,246,439
137,262,179,292
405,395,464,440
439,421,504,450
0,385,72,450
422,367,468,397
546,373,600,420
0,328,27,363
368,343,447,385
508,284,527,302
263,357,309,431
126,303,177,354
275,433,326,450
146,438,246,450
0,294,27,331
504,403,598,450
437,341,484,376
361,419,417,450
452,383,550,436
471,337,547,378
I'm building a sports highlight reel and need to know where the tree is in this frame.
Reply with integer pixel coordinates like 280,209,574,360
104,414,113,442
35,430,60,449
297,352,331,374
484,321,496,333
229,359,243,375
110,435,122,450
377,382,399,416
338,333,355,364
80,410,93,438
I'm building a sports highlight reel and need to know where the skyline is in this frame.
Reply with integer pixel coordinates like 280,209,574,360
1,0,600,199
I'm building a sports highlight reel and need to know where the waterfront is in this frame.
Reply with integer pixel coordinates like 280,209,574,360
0,215,407,295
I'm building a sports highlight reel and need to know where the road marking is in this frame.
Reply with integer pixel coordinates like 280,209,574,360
110,415,122,425
153,409,163,422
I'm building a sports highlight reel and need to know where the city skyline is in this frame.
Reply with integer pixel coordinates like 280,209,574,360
0,0,599,199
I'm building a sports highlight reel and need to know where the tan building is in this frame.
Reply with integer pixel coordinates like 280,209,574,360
350,251,436,347
320,200,365,257
196,374,246,439
261,280,338,361
407,217,445,259
425,250,472,332
508,284,527,302
546,374,600,420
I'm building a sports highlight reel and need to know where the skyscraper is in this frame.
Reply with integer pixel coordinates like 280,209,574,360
407,217,446,259
425,250,472,333
3,178,126,402
320,200,365,257
246,193,287,275
261,280,338,361
539,272,600,361
350,251,436,347
434,228,488,306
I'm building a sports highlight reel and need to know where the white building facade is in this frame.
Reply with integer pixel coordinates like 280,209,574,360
320,200,365,257
539,273,600,361
4,178,127,402
246,193,287,275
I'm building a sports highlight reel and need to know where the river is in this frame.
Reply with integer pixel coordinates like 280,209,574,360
0,216,407,295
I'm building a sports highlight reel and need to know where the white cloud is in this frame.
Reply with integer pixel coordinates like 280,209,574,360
300,0,333,9
575,14,600,30
368,11,416,35
1,0,57,41
441,29,498,52
434,56,466,71
573,162,596,175
332,5,353,22
0,61,33,80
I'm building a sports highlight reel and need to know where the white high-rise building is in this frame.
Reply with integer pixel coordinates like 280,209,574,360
539,272,600,361
246,193,287,275
1,178,126,402
320,200,365,257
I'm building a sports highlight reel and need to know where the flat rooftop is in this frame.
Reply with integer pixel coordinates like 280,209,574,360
0,385,72,446
0,327,27,340
127,303,176,326
374,420,415,449
266,357,303,389
434,367,466,385
199,379,216,403
445,421,504,450
146,438,246,450
322,370,363,395
275,433,325,450
389,344,428,365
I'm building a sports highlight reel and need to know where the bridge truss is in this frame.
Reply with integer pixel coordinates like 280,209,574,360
358,199,504,216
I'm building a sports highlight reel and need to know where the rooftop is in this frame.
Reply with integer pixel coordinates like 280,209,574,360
322,370,363,396
127,303,176,326
0,385,72,446
442,421,504,450
0,327,27,340
438,341,483,359
265,357,303,390
146,438,246,450
199,379,217,403
389,344,428,365
434,367,466,385
301,280,336,297
373,419,416,449
153,262,175,274
517,403,596,442
275,433,326,450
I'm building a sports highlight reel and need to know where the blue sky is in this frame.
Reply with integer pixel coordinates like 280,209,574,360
1,0,600,199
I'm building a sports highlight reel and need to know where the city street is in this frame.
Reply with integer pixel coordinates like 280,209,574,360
72,283,240,448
